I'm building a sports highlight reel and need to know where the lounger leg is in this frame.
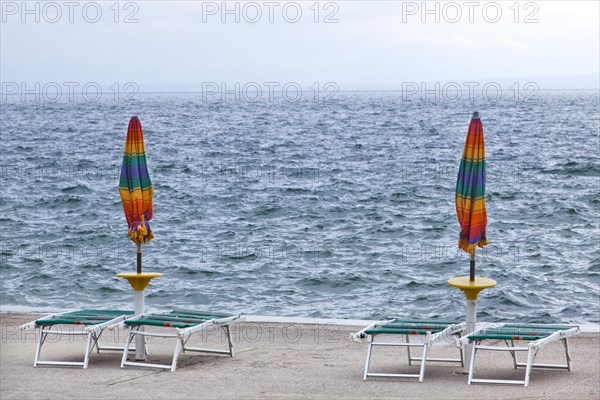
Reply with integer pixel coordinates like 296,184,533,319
89,331,102,355
225,326,234,357
171,338,183,372
90,332,102,357
457,332,464,367
92,330,106,354
406,334,412,365
418,344,428,383
524,347,535,387
182,335,191,354
121,329,135,368
82,332,95,369
563,339,571,371
467,341,477,385
508,339,518,369
363,336,374,380
34,328,46,367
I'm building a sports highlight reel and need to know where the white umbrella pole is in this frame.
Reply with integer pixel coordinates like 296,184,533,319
464,303,477,372
135,242,145,361
464,252,477,373
448,254,496,374
116,245,162,362
134,289,146,360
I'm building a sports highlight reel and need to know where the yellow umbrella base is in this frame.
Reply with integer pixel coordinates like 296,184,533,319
448,276,497,300
117,272,163,291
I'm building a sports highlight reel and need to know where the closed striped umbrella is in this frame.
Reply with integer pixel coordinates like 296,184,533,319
456,111,488,281
119,116,154,273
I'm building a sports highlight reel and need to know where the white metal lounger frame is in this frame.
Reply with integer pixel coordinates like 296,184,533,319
353,321,466,383
120,312,242,372
20,312,135,369
460,324,580,387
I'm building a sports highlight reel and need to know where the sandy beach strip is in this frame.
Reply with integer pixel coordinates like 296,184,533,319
1,312,598,400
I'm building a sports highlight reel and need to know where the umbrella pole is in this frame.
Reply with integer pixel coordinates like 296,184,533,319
135,242,145,360
464,251,476,372
134,289,146,360
470,252,475,281
448,274,496,373
137,243,142,274
116,269,162,361
464,296,477,373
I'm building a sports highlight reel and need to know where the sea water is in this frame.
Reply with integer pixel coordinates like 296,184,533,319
1,91,598,324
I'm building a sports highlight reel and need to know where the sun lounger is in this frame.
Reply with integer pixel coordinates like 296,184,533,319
20,309,135,368
353,319,465,382
460,323,580,387
119,310,243,372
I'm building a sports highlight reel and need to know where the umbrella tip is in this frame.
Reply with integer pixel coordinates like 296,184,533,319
131,116,139,120
472,111,480,119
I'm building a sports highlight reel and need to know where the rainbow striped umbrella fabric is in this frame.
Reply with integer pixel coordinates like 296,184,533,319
119,116,154,245
456,112,488,255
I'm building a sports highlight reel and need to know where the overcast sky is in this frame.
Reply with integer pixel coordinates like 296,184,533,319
1,1,599,90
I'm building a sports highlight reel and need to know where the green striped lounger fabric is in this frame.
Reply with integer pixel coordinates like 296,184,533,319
35,310,134,326
364,320,462,336
467,324,574,341
124,311,232,329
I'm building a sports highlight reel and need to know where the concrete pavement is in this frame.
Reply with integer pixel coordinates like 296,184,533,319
1,313,598,399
